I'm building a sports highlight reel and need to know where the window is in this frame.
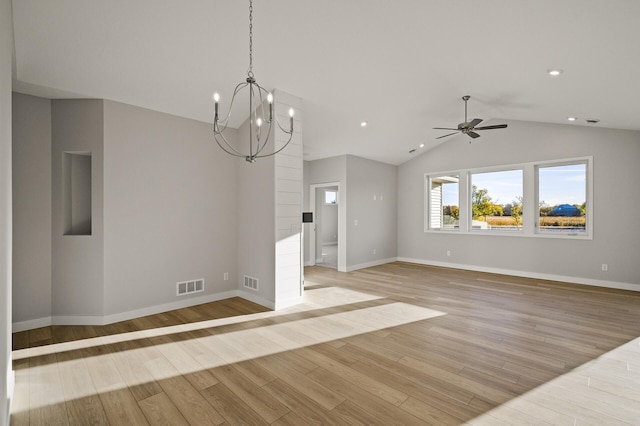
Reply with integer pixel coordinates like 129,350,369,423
537,162,587,234
428,174,459,230
425,157,591,238
325,190,337,205
470,169,523,231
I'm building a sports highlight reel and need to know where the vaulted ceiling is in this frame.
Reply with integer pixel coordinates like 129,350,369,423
11,0,640,165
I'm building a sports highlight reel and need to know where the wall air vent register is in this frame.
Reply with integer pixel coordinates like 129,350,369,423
176,278,204,296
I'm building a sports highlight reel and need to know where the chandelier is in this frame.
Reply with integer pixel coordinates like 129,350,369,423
213,0,294,163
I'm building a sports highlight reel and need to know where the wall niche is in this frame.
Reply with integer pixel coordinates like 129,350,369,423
63,151,92,236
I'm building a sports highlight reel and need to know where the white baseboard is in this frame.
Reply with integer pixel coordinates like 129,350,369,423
52,315,105,326
101,290,239,325
12,316,53,332
346,257,398,272
397,257,640,292
236,289,276,310
13,289,243,332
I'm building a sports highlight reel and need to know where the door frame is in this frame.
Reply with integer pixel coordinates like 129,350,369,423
309,182,341,269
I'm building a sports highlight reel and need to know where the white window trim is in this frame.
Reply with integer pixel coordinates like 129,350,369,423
424,156,593,239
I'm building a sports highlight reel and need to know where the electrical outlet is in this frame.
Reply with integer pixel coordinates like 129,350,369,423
354,219,358,226
601,264,608,272
373,249,377,255
446,250,451,257
224,272,229,280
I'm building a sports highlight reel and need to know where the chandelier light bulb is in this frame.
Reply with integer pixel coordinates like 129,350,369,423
267,93,273,104
256,117,262,127
289,108,294,117
213,92,220,117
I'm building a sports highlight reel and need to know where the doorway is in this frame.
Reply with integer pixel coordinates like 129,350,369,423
309,183,341,270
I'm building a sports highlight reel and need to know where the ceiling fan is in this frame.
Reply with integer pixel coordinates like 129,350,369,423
434,95,508,139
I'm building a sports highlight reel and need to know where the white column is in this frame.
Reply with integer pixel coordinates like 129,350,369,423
273,90,303,309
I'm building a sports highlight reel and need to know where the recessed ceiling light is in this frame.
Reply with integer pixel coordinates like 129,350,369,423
419,143,425,148
360,121,368,127
548,69,563,76
567,117,577,121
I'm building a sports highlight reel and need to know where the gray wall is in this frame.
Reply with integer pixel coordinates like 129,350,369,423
346,155,397,269
304,155,398,271
51,99,105,317
12,93,52,323
235,117,276,305
1,0,13,421
12,97,241,324
103,100,238,316
398,119,640,287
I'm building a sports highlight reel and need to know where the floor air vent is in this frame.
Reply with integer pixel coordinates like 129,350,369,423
177,278,204,296
244,276,259,291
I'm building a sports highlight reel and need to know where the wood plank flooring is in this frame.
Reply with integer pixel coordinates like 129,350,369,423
11,262,640,425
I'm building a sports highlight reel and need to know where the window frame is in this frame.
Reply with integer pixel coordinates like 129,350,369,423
424,156,593,239
534,158,592,237
469,167,525,234
425,173,461,232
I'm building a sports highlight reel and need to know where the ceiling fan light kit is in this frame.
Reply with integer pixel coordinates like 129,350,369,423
433,95,508,141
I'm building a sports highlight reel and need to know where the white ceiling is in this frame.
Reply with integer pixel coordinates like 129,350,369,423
11,0,640,165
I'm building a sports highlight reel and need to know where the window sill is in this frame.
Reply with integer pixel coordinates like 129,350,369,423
425,229,592,240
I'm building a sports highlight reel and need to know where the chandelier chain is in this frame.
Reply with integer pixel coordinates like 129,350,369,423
248,0,254,78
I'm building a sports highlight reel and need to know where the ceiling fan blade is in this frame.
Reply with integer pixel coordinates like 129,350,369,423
436,132,459,139
468,131,481,139
474,124,508,130
467,118,483,128
432,127,459,131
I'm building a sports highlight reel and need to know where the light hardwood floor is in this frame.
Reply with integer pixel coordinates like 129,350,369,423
11,262,640,425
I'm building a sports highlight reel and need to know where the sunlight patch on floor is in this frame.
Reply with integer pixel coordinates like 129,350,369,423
13,288,445,412
12,286,382,361
465,337,640,425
